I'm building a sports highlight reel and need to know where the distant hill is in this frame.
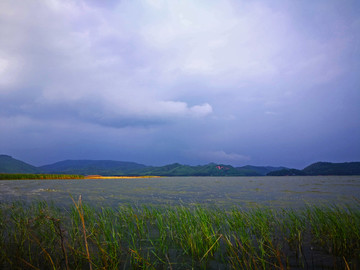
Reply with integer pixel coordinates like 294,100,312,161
137,163,246,176
39,160,147,176
267,162,360,176
1,154,360,176
0,155,39,174
39,160,287,176
267,169,306,176
0,155,287,176
303,162,360,175
235,165,287,176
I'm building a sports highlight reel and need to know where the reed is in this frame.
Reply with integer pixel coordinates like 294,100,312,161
307,204,360,263
0,200,359,269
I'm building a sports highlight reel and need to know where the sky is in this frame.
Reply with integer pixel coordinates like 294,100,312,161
0,0,359,169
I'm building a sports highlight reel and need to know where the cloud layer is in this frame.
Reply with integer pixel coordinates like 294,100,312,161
1,0,359,167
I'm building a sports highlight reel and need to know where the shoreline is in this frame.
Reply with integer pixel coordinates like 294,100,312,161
0,173,161,180
85,175,162,179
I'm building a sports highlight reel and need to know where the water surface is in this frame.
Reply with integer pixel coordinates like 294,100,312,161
1,176,359,208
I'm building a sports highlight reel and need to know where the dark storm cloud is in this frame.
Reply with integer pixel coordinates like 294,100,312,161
0,0,359,167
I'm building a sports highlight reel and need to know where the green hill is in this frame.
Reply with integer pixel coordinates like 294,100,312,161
235,165,287,176
40,161,281,176
39,160,147,176
2,154,359,177
138,163,245,176
303,162,360,175
0,155,39,174
267,169,306,176
267,162,360,176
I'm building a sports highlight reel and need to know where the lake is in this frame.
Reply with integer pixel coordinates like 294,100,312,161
1,175,360,209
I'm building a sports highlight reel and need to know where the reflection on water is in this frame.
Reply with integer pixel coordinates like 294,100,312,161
1,176,360,208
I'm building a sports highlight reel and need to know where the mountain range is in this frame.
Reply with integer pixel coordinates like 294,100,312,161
1,154,360,176
0,154,284,176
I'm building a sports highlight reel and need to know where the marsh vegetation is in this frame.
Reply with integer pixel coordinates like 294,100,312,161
1,197,359,269
0,174,84,180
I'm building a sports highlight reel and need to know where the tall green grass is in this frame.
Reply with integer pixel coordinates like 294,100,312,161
0,199,359,269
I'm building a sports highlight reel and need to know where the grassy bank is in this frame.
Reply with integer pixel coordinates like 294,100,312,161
0,199,359,269
85,175,162,179
0,174,160,180
0,173,85,180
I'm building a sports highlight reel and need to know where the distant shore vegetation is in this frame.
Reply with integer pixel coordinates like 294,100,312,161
85,175,161,179
0,174,163,180
0,173,85,180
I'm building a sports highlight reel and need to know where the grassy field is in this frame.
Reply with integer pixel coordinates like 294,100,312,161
0,198,359,269
0,173,85,180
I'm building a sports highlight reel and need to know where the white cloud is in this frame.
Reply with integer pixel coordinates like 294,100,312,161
137,1,286,82
101,98,213,124
190,103,213,117
0,57,17,89
132,0,349,91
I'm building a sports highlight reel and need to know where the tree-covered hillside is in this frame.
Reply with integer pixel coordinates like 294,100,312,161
2,154,360,176
39,160,147,176
0,155,39,174
303,162,360,175
267,162,360,176
137,163,244,176
235,165,287,176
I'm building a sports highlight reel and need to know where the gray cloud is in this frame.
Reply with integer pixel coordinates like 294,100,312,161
0,0,359,167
